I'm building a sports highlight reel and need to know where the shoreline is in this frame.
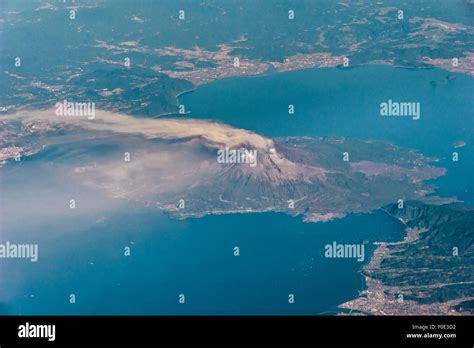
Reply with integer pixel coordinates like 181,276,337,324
338,206,474,316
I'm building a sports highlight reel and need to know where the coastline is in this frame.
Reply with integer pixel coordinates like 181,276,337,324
159,60,473,120
338,206,474,316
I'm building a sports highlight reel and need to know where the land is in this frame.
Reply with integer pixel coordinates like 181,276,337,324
1,1,474,117
0,1,472,317
0,110,454,224
154,46,344,85
422,53,474,77
340,202,474,315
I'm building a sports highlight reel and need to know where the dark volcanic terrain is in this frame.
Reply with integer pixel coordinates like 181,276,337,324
1,110,451,223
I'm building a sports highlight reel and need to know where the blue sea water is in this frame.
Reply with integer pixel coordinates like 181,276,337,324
1,139,404,315
179,65,474,205
1,64,472,315
1,156,405,315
